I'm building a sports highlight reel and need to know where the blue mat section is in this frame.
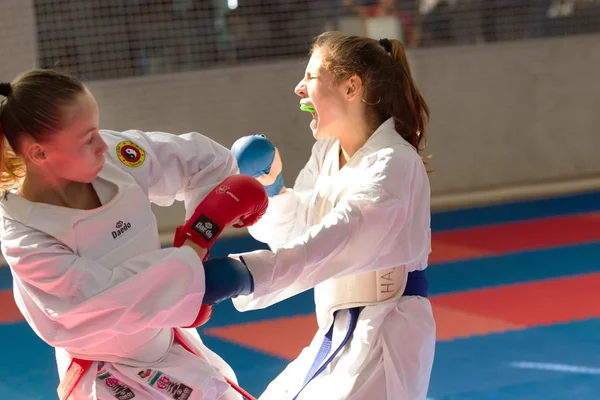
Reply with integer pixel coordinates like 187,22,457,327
428,319,600,399
427,241,600,294
0,322,58,400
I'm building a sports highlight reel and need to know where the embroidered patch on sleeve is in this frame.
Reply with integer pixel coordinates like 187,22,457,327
116,141,146,168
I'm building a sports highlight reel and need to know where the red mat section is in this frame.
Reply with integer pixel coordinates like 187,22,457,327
0,290,23,324
433,272,600,327
430,212,600,263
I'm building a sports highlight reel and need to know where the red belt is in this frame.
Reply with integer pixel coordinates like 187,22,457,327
57,329,256,400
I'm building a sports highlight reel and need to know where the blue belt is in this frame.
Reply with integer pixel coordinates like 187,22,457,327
292,270,428,400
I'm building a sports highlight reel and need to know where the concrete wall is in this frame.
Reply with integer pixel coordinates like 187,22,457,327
0,0,37,79
1,6,599,233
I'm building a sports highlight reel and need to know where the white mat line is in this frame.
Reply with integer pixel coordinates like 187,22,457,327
509,361,600,375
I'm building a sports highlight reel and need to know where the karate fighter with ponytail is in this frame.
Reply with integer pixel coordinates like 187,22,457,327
0,69,267,400
215,31,437,400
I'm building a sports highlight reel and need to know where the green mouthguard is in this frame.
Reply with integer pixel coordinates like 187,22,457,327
300,104,315,113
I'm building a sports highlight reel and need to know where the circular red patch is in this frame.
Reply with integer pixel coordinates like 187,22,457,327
120,145,141,163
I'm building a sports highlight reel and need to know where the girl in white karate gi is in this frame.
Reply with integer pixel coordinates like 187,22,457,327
222,31,437,400
0,69,265,400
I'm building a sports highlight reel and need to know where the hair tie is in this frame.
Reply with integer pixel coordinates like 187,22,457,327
379,38,392,53
0,82,12,97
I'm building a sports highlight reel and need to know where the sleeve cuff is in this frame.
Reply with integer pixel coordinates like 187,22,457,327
229,250,274,311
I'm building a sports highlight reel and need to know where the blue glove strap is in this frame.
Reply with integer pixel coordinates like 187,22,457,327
202,256,254,305
265,172,285,197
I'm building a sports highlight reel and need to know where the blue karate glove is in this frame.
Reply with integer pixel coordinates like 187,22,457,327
231,134,285,197
202,256,254,305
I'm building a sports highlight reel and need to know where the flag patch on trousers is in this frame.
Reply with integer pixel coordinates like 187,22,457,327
97,366,136,400
138,368,193,400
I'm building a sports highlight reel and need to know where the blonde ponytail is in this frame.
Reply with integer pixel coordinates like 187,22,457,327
0,104,26,195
